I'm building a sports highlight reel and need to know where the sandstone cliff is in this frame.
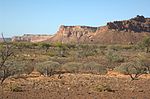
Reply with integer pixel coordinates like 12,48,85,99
12,15,150,44
49,15,150,44
50,25,98,43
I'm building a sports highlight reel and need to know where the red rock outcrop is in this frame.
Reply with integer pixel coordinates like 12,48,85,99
49,15,150,44
50,25,98,43
107,15,150,32
12,15,150,44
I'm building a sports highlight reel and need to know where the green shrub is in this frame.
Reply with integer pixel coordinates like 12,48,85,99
122,45,133,50
36,61,60,76
61,62,82,73
49,57,72,64
79,49,97,57
140,59,150,74
14,60,34,75
0,60,33,80
107,45,122,51
78,45,98,57
81,62,107,74
14,42,33,49
106,50,124,63
94,84,115,92
39,42,51,52
98,45,107,50
47,51,58,57
114,61,146,80
114,64,129,74
23,63,34,75
142,36,150,53
10,84,23,92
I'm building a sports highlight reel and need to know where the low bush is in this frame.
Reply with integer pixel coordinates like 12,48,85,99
36,61,60,76
81,62,107,74
94,84,115,92
107,45,122,51
61,62,83,73
76,44,98,57
10,84,23,92
0,60,34,82
49,57,73,64
106,50,124,63
140,59,150,74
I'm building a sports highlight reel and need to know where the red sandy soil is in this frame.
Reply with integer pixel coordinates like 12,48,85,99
0,71,150,99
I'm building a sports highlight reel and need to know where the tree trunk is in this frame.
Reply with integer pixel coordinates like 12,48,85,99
146,47,149,53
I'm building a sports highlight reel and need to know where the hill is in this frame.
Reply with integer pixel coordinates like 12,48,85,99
49,15,150,44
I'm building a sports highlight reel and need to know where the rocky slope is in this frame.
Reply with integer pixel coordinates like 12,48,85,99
49,15,150,44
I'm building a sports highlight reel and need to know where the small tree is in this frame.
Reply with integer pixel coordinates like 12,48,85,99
0,34,14,84
114,61,146,80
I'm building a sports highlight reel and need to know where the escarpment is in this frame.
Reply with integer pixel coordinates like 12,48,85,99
12,15,150,44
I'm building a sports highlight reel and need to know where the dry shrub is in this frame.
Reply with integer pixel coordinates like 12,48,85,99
81,62,107,75
36,61,60,76
61,62,82,73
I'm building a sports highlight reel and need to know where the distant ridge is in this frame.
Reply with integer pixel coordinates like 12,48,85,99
12,15,150,44
48,15,150,44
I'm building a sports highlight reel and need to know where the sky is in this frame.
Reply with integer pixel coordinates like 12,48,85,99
0,0,150,37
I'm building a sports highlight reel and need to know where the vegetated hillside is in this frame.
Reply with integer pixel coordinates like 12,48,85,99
49,15,150,44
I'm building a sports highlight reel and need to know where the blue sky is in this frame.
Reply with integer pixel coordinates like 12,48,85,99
0,0,150,37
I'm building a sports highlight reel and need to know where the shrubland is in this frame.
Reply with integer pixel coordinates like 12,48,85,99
0,36,150,83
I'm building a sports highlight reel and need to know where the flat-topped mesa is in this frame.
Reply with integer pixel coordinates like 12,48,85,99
12,34,52,42
50,25,98,43
51,15,150,44
12,15,150,44
59,25,97,32
107,15,150,32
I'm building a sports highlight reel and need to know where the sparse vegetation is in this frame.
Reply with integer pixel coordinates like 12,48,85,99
10,84,23,92
1,36,150,99
94,84,115,92
106,49,124,63
0,42,150,99
36,61,60,76
81,62,107,74
39,42,51,52
61,62,82,73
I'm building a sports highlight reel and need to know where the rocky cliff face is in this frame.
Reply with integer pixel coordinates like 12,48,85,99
12,15,150,44
107,15,150,32
50,25,98,43
50,15,150,44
